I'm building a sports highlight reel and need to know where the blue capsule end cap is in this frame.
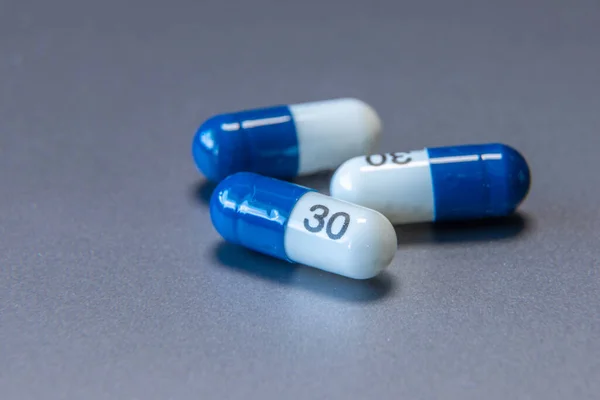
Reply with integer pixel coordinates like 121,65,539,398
428,143,531,221
499,144,531,211
192,106,300,182
209,172,247,245
209,172,312,260
192,114,245,182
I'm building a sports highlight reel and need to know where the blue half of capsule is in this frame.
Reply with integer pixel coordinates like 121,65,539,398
210,172,313,260
428,143,531,220
193,105,299,183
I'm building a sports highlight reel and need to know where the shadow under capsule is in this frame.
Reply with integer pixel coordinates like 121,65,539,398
394,212,533,246
213,242,396,303
190,180,218,205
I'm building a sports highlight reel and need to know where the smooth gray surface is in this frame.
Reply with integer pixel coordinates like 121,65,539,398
1,0,599,399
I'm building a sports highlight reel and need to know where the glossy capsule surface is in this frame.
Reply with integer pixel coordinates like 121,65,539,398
330,143,531,224
210,172,396,279
193,98,381,182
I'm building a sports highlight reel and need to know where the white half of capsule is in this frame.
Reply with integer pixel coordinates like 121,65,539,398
283,192,397,280
289,98,382,176
330,149,435,225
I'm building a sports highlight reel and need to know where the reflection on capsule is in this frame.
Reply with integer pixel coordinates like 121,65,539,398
193,98,381,182
210,172,397,279
330,143,531,224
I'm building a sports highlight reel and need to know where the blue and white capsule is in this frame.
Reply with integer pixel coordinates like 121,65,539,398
210,172,397,279
193,98,381,182
330,143,531,224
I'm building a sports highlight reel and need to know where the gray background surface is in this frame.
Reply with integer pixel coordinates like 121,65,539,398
1,0,599,399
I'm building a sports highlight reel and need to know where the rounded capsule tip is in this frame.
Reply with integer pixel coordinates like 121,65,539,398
209,172,256,244
351,98,382,141
349,212,397,279
500,144,531,210
342,98,382,152
329,158,359,203
192,114,245,182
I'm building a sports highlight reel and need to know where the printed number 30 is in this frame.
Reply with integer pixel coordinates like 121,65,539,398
303,205,350,240
366,152,412,166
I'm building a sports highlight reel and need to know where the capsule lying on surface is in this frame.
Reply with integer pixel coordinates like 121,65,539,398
330,143,531,224
193,98,381,182
210,172,396,279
